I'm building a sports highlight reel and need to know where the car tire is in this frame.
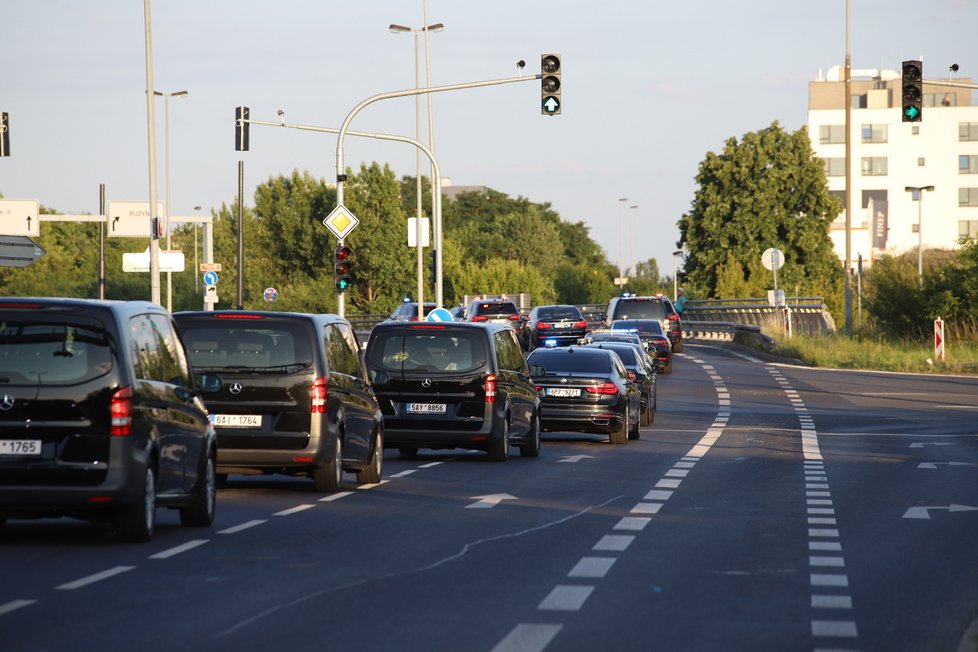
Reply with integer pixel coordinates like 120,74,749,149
488,417,510,462
313,436,343,492
180,453,216,527
640,396,651,426
520,409,541,458
116,463,156,543
610,408,628,445
628,406,641,440
356,426,384,484
399,447,419,458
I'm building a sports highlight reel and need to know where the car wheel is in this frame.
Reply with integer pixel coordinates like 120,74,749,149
488,416,510,462
610,408,628,445
116,463,156,543
180,453,216,527
399,447,419,458
356,426,384,484
313,435,343,492
640,394,651,426
628,405,641,440
520,409,541,458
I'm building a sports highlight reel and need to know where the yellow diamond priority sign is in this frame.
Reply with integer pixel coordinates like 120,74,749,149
322,204,360,240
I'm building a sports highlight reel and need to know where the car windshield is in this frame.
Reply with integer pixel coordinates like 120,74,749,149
588,332,642,345
180,323,313,373
612,320,666,335
368,330,488,373
613,300,665,320
587,344,638,365
529,350,613,374
475,303,518,317
0,316,114,385
537,306,582,320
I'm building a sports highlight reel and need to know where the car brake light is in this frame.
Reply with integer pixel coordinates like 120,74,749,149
628,372,636,381
484,374,497,403
537,322,552,329
472,315,488,322
586,383,619,395
573,320,588,328
668,313,680,321
311,377,328,414
215,314,265,319
110,386,133,436
410,324,447,329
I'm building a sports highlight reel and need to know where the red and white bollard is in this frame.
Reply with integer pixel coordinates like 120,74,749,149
783,306,792,339
934,318,945,362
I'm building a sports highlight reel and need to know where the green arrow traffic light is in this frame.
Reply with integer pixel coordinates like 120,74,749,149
543,96,560,114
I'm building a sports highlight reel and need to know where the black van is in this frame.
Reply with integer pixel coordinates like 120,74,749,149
0,298,218,542
174,311,383,492
364,321,541,461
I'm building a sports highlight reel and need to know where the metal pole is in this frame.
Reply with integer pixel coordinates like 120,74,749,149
237,160,244,310
142,0,161,305
617,197,627,281
918,193,924,281
193,206,200,295
843,0,853,335
98,183,106,299
414,29,424,319
164,93,172,312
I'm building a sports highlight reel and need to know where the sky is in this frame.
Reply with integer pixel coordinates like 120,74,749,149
3,0,978,286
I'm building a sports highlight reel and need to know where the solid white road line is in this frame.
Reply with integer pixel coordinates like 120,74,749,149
56,565,136,590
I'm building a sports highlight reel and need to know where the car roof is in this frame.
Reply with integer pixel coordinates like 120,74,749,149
370,320,511,334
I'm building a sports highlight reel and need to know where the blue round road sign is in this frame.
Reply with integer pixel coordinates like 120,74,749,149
203,271,218,285
426,308,454,322
263,287,278,303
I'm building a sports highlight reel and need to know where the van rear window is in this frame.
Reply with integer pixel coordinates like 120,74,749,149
180,323,312,372
0,316,113,385
613,301,665,320
369,331,488,373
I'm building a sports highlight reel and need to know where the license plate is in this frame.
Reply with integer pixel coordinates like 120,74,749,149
0,439,42,456
210,414,262,428
406,403,447,414
554,322,571,328
546,387,580,397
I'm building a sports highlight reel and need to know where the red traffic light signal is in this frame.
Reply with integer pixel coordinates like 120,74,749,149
334,245,353,292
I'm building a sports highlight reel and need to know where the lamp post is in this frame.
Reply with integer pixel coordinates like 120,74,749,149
617,197,628,282
628,204,638,278
390,20,443,319
154,89,188,312
672,250,684,301
193,205,201,294
905,185,935,283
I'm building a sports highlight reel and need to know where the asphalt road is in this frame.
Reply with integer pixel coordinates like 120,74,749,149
2,343,977,652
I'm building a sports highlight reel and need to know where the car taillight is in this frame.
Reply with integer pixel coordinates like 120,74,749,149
537,322,552,329
628,372,636,382
654,337,670,346
110,386,133,436
508,314,520,321
311,377,328,414
472,315,488,322
668,313,680,321
573,320,588,328
484,374,497,403
586,383,619,395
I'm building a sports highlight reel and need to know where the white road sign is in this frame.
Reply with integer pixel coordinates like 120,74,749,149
762,247,784,271
106,201,166,238
322,204,360,240
407,217,431,247
122,247,185,272
0,199,41,236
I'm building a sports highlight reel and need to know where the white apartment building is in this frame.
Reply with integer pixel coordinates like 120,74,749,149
807,65,978,268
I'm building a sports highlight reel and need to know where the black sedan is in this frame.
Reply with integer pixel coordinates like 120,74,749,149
527,346,641,443
610,319,673,374
582,342,656,426
522,304,590,350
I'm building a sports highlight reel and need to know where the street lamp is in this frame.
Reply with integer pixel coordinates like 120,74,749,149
905,185,935,282
628,205,638,278
389,21,444,318
193,205,201,294
617,197,628,282
154,89,188,312
672,250,684,301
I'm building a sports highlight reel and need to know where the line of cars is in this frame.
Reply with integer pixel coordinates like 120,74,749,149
0,294,680,542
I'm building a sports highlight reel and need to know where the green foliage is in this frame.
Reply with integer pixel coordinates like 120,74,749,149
454,259,556,304
677,121,843,315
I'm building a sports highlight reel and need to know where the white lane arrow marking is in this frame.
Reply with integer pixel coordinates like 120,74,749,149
466,493,518,509
902,504,978,519
558,455,595,463
917,461,976,469
909,442,954,448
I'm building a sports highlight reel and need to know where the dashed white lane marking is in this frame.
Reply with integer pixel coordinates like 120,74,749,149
614,517,651,531
567,557,617,579
389,469,417,478
630,502,663,515
537,585,594,611
418,461,444,468
489,624,563,652
811,620,859,637
218,519,267,535
812,595,853,609
592,535,634,552
318,491,355,502
0,599,36,616
149,539,209,560
56,566,136,590
273,504,317,516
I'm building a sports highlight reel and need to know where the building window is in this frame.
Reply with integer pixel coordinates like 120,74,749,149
912,126,920,135
851,94,867,109
961,155,978,174
960,188,978,207
819,125,846,144
862,189,887,209
960,220,978,238
925,92,956,107
918,157,926,167
960,123,978,142
861,157,888,176
823,157,846,177
861,124,887,143
912,224,919,233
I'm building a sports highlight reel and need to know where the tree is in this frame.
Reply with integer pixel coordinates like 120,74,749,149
677,122,843,315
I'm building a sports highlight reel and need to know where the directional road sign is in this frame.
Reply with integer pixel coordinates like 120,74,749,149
0,199,40,236
426,308,454,322
106,201,166,238
203,271,219,286
0,235,46,267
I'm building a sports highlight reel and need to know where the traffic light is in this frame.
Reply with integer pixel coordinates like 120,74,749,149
334,244,353,292
541,54,561,116
235,106,250,151
902,60,923,122
0,112,9,157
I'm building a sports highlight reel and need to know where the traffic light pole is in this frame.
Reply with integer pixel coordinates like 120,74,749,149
334,74,541,312
240,117,444,317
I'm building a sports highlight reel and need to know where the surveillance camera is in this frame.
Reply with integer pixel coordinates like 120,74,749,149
516,59,526,69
